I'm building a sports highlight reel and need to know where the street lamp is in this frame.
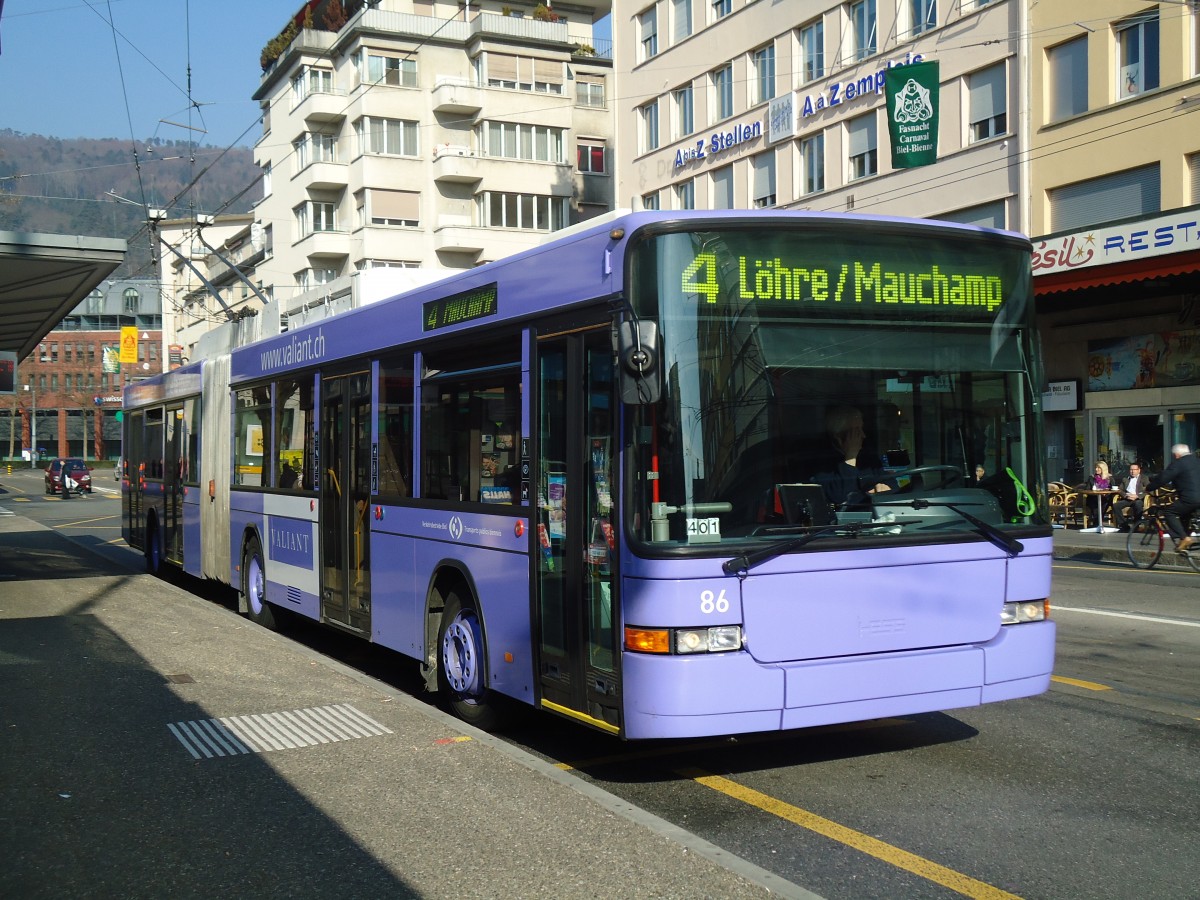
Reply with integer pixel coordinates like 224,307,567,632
23,383,36,468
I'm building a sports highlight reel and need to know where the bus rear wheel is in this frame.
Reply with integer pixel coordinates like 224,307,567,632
438,589,504,731
242,536,277,630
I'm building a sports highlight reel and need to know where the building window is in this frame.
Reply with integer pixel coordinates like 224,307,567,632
968,63,1007,142
640,100,660,153
753,151,776,207
356,117,419,157
294,131,336,171
577,141,606,174
123,288,139,314
674,84,695,138
262,163,272,198
753,44,775,104
294,201,337,237
576,75,605,108
365,189,419,227
850,0,876,61
487,54,564,93
675,179,695,209
712,165,733,209
912,0,936,37
292,66,333,103
1048,165,1160,232
640,6,659,62
799,19,824,84
358,51,417,87
1117,10,1159,98
801,133,825,194
936,199,1006,229
483,121,566,163
1188,151,1200,205
847,114,877,180
642,191,661,210
712,64,734,120
672,0,693,43
712,0,731,21
1048,36,1087,121
480,192,568,231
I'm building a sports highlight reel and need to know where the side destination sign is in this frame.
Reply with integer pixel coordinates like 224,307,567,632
423,282,499,331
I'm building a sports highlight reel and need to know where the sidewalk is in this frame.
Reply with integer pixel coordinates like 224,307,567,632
0,509,811,900
1052,523,1197,570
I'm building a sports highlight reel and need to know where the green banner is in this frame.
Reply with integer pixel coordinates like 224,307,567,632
886,60,939,169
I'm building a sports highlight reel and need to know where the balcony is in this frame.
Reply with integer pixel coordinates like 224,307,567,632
433,216,487,256
295,160,348,192
293,229,349,259
432,77,484,116
432,145,482,184
294,88,348,124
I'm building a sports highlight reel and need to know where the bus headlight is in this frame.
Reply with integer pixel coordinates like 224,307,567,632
625,625,743,654
1001,600,1049,625
674,625,743,654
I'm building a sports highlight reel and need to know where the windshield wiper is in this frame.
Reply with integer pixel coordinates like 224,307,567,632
722,519,922,576
872,498,1024,557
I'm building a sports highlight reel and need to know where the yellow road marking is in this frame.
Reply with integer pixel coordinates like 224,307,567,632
681,768,1022,900
1051,675,1112,692
59,516,118,527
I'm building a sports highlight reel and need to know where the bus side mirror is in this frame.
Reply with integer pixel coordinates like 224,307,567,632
616,320,661,405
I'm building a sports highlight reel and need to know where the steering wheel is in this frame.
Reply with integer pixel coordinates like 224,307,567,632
898,465,964,492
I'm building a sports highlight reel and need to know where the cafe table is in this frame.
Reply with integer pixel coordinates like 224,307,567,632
1076,488,1119,534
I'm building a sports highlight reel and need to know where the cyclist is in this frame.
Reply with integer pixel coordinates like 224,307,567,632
1145,444,1200,553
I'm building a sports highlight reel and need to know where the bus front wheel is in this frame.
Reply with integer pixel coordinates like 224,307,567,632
242,536,277,630
438,589,503,731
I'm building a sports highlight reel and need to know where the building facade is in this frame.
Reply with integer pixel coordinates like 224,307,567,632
1030,0,1200,481
614,0,1025,229
2,278,162,462
248,0,615,311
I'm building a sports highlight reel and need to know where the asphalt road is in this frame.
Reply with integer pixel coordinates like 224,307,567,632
3,466,1197,900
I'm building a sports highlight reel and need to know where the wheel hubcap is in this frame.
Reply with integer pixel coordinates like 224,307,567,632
443,611,483,697
249,556,265,613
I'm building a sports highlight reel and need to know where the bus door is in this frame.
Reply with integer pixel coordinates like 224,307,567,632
319,372,372,633
536,327,621,731
124,410,144,546
163,405,184,564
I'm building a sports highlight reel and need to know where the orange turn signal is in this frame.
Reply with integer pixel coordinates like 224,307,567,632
624,626,670,654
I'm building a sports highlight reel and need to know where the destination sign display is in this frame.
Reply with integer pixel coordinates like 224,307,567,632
645,228,1026,322
423,282,499,331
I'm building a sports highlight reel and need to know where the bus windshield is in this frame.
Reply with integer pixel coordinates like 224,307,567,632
626,223,1048,550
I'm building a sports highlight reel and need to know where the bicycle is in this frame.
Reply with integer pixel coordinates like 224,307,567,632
1125,505,1200,572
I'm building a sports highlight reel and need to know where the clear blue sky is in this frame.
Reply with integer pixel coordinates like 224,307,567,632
0,0,299,149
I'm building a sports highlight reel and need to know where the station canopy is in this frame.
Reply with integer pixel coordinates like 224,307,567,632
0,231,127,360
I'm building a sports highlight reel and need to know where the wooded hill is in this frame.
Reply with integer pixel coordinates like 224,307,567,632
0,130,258,277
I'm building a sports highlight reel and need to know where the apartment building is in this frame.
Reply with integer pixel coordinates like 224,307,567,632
1030,1,1200,480
1,279,161,462
614,0,1025,228
249,0,614,316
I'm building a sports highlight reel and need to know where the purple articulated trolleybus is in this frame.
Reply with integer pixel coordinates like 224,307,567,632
123,210,1055,739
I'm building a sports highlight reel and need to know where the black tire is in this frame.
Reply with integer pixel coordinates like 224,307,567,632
437,588,505,731
1126,519,1163,569
241,536,277,629
1180,513,1200,574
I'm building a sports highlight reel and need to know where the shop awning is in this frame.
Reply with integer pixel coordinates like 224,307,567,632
1035,247,1200,297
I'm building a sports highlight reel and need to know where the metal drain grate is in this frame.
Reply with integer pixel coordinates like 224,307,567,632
167,703,393,760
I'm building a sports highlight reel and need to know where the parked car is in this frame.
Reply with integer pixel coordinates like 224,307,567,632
45,458,93,495
114,456,122,481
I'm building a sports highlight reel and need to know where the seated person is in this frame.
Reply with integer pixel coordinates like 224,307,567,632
808,405,894,508
1084,461,1115,521
1113,462,1148,529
